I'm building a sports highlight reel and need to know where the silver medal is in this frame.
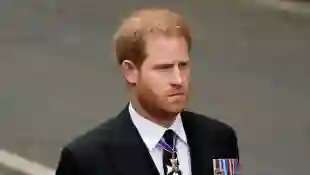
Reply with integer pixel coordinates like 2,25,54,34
166,158,182,175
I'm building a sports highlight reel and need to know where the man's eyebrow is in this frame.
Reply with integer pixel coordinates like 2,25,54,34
153,63,174,69
153,60,190,68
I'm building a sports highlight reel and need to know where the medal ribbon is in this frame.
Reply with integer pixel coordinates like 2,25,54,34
157,134,177,154
157,133,182,174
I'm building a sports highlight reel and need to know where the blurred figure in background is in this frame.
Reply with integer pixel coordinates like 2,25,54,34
55,7,239,175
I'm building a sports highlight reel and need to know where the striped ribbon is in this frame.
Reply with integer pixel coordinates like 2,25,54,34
213,158,240,175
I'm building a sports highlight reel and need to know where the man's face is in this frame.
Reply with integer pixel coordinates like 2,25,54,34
135,36,191,114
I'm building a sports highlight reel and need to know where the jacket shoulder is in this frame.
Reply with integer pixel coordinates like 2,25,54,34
182,110,239,158
63,117,118,158
182,110,237,136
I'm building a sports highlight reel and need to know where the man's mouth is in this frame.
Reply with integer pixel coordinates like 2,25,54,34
168,92,185,96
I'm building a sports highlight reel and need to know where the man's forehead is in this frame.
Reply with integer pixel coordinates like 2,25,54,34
146,56,190,64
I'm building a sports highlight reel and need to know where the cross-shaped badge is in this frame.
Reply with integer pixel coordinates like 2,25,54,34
166,158,182,175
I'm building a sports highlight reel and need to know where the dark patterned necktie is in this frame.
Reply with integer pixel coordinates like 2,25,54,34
162,129,181,175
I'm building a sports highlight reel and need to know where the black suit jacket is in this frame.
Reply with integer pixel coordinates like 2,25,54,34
55,106,239,175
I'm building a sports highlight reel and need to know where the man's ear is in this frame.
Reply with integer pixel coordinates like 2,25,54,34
120,60,139,85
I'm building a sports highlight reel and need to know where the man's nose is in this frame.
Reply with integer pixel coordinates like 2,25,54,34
170,67,183,85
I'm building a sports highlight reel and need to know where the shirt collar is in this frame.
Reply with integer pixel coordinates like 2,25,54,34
128,102,187,151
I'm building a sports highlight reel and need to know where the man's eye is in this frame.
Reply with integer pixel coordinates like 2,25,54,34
179,62,188,68
155,64,173,70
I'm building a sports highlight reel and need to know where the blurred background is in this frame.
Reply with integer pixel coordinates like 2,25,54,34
0,0,309,174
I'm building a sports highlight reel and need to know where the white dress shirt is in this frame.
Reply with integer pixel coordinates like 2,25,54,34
129,103,192,175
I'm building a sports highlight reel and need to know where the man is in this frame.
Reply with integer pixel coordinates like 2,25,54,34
56,8,239,175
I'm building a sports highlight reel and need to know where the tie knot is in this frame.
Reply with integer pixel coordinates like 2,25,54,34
163,129,175,147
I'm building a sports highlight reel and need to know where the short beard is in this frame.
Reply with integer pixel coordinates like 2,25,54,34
133,88,178,128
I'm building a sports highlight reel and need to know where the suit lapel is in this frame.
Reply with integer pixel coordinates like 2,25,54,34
181,111,214,175
108,106,159,175
107,107,218,175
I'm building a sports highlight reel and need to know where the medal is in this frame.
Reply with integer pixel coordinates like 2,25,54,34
166,158,182,175
213,158,240,175
157,133,182,175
